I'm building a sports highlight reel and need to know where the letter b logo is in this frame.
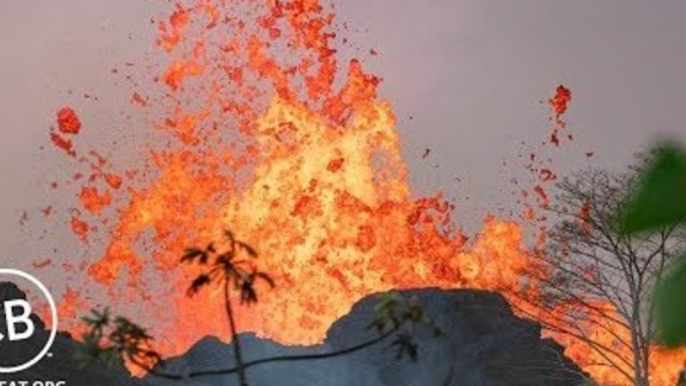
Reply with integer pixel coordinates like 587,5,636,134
0,269,57,374
0,299,35,342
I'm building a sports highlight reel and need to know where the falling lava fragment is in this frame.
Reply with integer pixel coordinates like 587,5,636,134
549,85,572,121
57,107,82,134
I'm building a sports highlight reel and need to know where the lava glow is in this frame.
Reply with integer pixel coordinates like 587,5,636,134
42,1,685,386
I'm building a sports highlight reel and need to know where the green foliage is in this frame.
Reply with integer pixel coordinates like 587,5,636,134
618,142,686,348
368,293,445,361
618,144,686,235
654,256,686,348
76,308,161,370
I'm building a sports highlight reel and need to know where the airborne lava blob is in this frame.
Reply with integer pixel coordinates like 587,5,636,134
42,1,685,386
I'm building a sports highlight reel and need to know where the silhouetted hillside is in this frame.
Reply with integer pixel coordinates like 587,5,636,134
0,282,585,386
142,288,585,386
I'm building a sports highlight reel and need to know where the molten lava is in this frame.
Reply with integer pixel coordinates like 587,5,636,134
57,107,82,134
43,1,685,386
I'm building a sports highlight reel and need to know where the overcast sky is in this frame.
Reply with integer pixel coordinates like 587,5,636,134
1,1,686,287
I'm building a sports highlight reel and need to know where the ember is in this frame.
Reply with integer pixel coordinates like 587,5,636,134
57,107,82,134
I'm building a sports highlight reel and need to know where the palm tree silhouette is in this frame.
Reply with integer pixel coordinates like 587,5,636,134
182,230,274,386
78,230,440,385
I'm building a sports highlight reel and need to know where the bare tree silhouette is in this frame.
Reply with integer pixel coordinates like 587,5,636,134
515,166,686,386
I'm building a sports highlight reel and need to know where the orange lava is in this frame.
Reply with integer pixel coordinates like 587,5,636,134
70,216,89,242
548,85,572,146
57,107,82,134
50,132,75,156
79,187,112,214
46,2,685,386
533,185,549,209
549,85,572,122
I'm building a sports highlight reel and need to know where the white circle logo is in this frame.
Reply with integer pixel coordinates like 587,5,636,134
0,268,58,373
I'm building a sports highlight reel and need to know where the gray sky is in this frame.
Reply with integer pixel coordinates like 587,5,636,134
1,1,686,293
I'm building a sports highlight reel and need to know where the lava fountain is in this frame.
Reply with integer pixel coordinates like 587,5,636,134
41,1,685,386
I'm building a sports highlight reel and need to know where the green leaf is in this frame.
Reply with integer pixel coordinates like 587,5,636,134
654,254,686,348
432,325,447,339
406,304,423,322
618,144,686,234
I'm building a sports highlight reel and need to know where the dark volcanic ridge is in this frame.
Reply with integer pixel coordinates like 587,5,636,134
0,282,585,386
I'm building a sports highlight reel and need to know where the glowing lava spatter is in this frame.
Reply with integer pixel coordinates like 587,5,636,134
44,2,685,386
548,85,572,146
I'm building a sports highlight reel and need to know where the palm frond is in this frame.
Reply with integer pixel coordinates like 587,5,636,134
181,247,205,264
224,230,235,246
253,271,275,288
240,282,259,305
238,241,258,258
187,274,212,296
